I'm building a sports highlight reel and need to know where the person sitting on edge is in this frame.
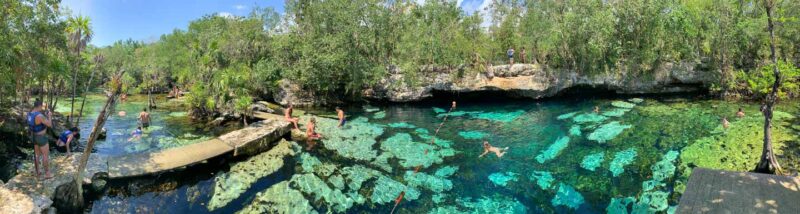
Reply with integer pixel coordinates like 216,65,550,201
736,108,745,118
722,117,730,129
307,117,322,140
336,106,346,128
56,127,80,156
128,126,143,142
28,100,53,179
479,141,508,158
285,103,300,129
121,93,128,102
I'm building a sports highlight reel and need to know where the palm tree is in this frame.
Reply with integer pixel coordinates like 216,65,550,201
66,15,93,126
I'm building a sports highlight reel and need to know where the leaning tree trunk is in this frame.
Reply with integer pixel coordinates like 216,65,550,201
72,71,124,207
754,0,783,174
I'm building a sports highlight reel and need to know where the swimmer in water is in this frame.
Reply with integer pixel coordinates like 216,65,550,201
479,141,508,158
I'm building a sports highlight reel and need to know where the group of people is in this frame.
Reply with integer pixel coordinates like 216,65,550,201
26,100,83,179
506,47,528,64
721,108,747,129
284,103,347,142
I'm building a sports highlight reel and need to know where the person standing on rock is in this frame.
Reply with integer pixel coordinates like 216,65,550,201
336,107,346,128
28,99,53,179
285,103,300,129
520,47,527,64
507,48,515,64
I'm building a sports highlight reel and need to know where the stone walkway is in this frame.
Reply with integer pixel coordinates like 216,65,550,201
678,167,800,213
108,118,290,179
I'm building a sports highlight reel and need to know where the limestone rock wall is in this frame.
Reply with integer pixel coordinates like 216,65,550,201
366,62,715,102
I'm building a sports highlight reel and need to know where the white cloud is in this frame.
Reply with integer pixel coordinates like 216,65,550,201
217,12,235,19
234,4,247,10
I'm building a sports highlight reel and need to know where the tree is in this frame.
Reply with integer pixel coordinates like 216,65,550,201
66,15,93,126
754,0,783,174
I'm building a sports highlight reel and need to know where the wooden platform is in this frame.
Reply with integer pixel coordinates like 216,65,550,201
678,168,800,213
107,118,290,179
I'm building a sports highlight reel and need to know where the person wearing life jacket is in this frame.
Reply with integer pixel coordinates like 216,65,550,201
56,127,80,156
28,99,53,179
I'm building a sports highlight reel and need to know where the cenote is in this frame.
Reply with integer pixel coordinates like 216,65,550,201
80,95,800,213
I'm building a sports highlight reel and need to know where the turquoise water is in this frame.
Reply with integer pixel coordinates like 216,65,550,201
88,97,800,213
54,95,229,155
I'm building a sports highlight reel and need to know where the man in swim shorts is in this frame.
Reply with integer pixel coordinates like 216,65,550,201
336,106,346,128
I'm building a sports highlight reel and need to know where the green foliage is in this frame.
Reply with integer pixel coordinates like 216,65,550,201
730,61,800,98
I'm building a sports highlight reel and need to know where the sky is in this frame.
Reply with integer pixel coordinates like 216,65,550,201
61,0,491,47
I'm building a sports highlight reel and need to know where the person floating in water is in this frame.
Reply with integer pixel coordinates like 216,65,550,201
28,100,53,179
56,127,80,156
722,117,730,129
479,141,508,158
138,108,151,130
306,117,322,140
594,106,600,113
336,106,346,128
736,108,745,118
285,103,300,129
128,126,143,142
452,101,457,109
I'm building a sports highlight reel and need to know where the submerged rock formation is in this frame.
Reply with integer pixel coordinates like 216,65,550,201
366,63,714,102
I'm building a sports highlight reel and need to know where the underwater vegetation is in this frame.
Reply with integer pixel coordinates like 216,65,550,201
207,140,297,210
488,172,519,187
580,151,605,171
372,111,386,119
429,195,527,214
587,121,632,143
676,111,796,193
436,110,525,123
572,113,608,124
535,136,570,163
530,171,555,190
305,116,384,161
609,148,638,177
458,131,489,140
551,183,585,209
237,181,317,214
612,101,636,109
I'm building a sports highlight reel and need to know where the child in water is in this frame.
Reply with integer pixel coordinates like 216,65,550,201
479,141,509,158
128,126,143,142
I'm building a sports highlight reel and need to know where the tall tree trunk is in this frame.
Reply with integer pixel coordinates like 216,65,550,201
76,67,97,126
69,60,80,126
73,71,124,206
754,0,783,175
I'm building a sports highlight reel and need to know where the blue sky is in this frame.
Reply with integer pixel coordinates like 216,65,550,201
61,0,489,47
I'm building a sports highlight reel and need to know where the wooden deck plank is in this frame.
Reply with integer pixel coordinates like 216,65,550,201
677,168,800,214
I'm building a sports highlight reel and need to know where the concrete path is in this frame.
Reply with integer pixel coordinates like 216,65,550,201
678,168,800,213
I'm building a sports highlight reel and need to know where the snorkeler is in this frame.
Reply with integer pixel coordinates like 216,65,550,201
128,126,143,142
736,108,745,118
722,117,730,129
479,141,509,158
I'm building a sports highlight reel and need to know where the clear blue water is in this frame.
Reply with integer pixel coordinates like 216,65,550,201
87,97,799,213
54,95,231,156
